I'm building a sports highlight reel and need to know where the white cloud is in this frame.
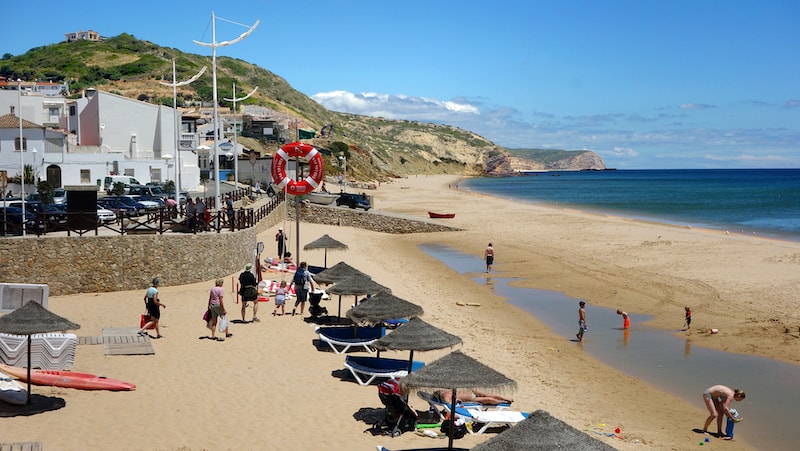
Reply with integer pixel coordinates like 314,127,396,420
679,103,716,110
311,90,799,169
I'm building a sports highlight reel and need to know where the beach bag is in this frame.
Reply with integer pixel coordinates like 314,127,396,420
202,309,211,322
218,315,228,332
440,419,467,439
140,314,153,329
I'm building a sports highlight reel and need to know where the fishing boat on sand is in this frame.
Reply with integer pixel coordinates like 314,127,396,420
428,211,455,219
306,191,340,205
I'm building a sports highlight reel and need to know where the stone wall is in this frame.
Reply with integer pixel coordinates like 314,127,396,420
0,203,286,296
287,203,460,234
0,201,457,296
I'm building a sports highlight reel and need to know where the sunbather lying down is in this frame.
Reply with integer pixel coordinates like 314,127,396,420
434,389,514,405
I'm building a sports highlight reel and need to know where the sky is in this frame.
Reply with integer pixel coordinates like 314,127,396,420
2,0,798,169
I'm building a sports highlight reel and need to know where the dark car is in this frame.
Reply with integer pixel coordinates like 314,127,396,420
336,193,371,211
5,201,68,230
0,206,31,235
98,198,139,217
100,196,147,216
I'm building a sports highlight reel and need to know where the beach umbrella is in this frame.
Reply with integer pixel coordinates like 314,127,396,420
400,350,517,451
303,234,348,268
313,261,368,285
0,301,80,404
471,409,616,451
326,273,391,318
371,317,461,372
346,292,424,326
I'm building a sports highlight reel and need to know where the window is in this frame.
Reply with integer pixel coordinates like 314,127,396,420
80,169,90,184
15,137,27,151
123,169,135,177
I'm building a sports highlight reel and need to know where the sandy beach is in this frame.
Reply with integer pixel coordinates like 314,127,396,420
3,174,798,450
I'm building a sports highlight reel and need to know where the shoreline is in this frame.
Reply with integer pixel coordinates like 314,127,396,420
6,173,798,449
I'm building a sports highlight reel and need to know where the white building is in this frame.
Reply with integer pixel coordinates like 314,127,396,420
0,88,200,191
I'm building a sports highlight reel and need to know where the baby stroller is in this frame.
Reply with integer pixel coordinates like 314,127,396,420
373,379,418,437
308,290,327,318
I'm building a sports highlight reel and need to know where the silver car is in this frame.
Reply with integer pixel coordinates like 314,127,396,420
97,205,117,224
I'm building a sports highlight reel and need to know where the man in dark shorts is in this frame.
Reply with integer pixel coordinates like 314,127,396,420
291,262,316,317
238,263,259,322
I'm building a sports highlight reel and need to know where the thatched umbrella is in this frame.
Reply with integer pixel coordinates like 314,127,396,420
346,292,424,326
326,273,391,318
313,261,369,285
400,350,517,451
472,409,616,451
303,234,348,268
371,317,461,373
0,301,80,404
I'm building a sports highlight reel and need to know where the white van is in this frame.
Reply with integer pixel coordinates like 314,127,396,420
104,176,142,194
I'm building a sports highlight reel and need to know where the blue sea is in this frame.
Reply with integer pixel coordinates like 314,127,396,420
462,169,800,242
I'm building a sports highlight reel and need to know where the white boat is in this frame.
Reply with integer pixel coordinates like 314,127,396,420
0,370,27,405
306,191,339,205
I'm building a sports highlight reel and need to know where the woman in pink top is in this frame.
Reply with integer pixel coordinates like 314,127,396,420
207,278,232,341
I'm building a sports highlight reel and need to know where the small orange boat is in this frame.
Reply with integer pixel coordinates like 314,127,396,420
0,364,136,391
428,212,455,219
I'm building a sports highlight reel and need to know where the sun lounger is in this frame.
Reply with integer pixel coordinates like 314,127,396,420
343,356,424,386
315,326,385,354
457,407,529,434
417,391,526,433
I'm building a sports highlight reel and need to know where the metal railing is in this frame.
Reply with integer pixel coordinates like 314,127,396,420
0,190,284,237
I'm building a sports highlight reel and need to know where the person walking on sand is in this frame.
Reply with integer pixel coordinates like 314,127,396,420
291,262,316,317
138,278,165,338
484,243,494,273
207,278,232,341
684,306,692,330
576,301,588,342
702,385,745,439
272,280,288,316
617,309,630,329
238,263,259,322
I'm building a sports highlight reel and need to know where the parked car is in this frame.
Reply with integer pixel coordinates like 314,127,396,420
97,204,117,224
104,176,142,195
335,192,371,211
5,201,68,230
121,194,161,211
52,188,67,205
0,206,34,235
100,196,147,216
129,184,168,200
98,198,139,217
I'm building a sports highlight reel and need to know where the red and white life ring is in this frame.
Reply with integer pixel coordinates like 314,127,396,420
270,142,325,195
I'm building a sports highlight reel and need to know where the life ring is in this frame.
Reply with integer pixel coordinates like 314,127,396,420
270,142,325,195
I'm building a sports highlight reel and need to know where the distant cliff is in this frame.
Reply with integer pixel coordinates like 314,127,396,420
506,148,606,171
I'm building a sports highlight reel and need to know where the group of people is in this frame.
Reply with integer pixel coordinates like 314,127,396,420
576,300,745,440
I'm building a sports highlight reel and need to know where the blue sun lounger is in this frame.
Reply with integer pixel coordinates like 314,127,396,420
315,326,386,354
343,356,425,386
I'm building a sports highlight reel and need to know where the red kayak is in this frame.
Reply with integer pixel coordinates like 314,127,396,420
0,364,135,391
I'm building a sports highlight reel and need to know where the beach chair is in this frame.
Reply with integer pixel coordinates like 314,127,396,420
343,355,425,386
417,391,526,434
315,325,385,354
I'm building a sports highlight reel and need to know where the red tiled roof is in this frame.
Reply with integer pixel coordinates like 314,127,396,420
0,114,43,129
